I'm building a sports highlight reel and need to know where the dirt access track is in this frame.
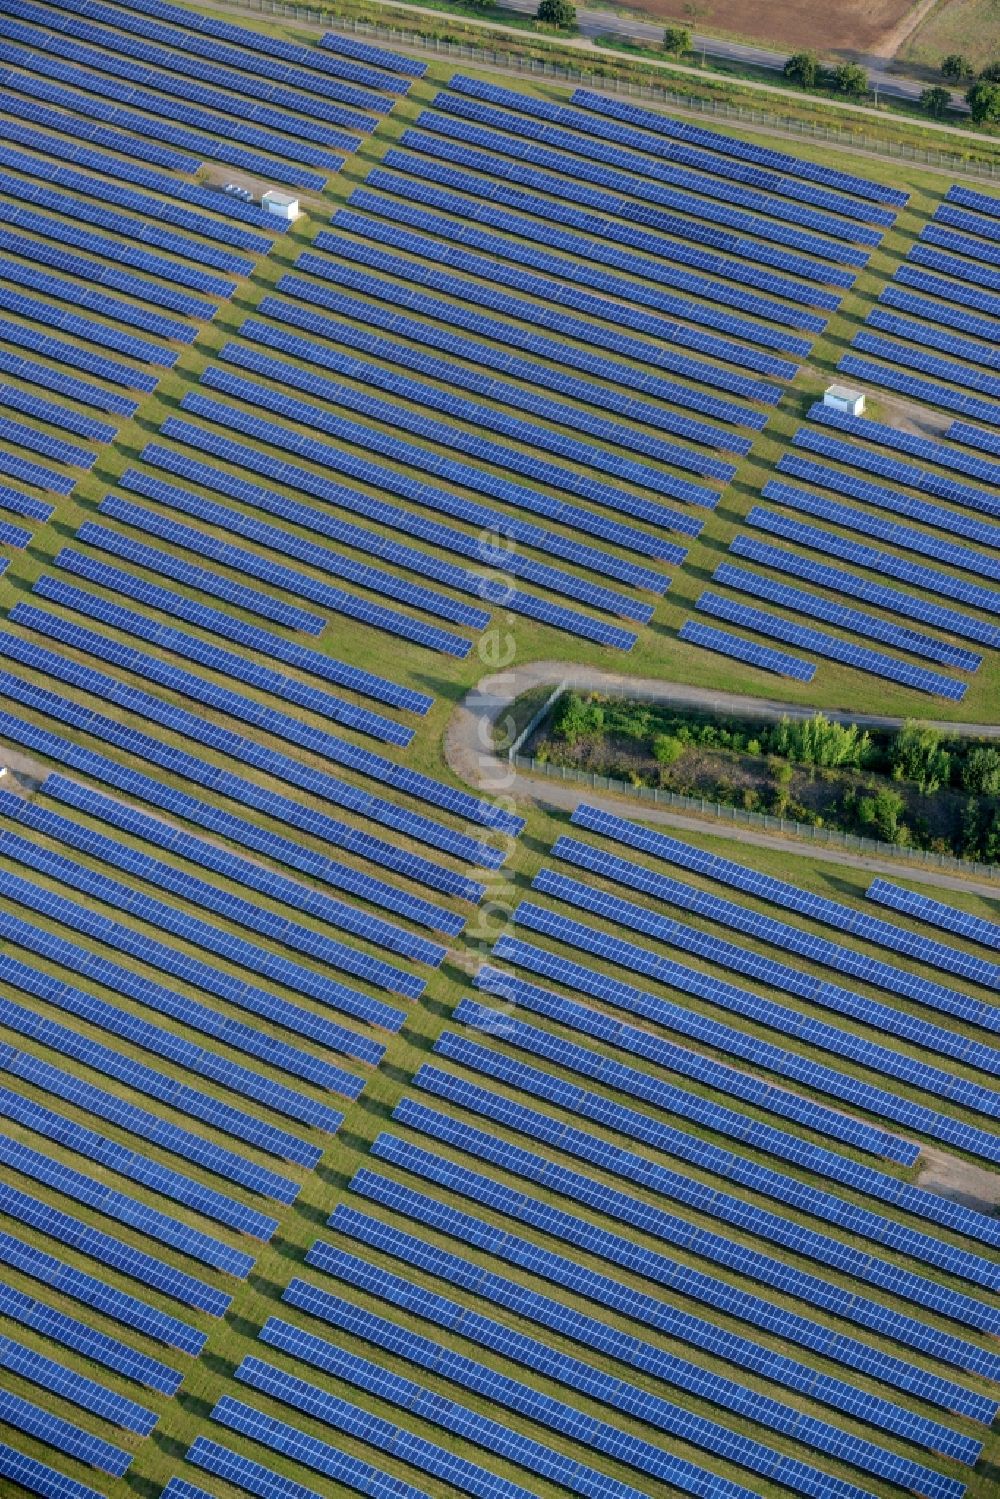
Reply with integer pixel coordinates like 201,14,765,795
608,0,928,57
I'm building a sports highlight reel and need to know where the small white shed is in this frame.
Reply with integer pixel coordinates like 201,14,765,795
823,383,865,417
262,189,300,222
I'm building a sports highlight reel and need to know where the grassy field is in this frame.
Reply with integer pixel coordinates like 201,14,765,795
0,14,999,1499
901,0,1000,72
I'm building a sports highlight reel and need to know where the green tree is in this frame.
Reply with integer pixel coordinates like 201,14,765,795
552,691,603,745
967,80,1000,123
768,713,870,769
784,51,819,87
979,61,1000,81
941,53,974,80
962,745,1000,794
857,787,906,844
889,721,952,793
536,0,575,26
920,85,953,118
662,25,691,54
653,733,685,766
831,61,869,96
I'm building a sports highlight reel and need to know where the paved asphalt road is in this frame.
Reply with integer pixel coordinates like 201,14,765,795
494,0,967,109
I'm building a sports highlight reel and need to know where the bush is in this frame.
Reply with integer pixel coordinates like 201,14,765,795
536,0,575,25
962,745,1000,794
921,85,953,118
967,80,1000,123
784,50,819,87
653,733,686,766
980,61,1000,81
941,53,974,80
551,691,603,745
768,713,870,768
857,787,906,844
830,62,868,96
662,25,691,54
889,721,952,793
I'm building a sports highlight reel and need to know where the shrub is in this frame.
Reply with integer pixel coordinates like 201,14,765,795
889,721,952,793
980,61,1000,81
784,51,819,87
769,713,870,768
662,25,691,54
941,53,974,80
830,62,868,96
967,80,1000,123
551,691,603,745
857,787,906,843
921,85,953,118
653,733,686,766
962,745,1000,794
536,0,575,25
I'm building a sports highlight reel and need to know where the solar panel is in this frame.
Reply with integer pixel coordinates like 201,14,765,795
806,400,1000,496
0,1280,179,1396
369,1129,1000,1392
0,1334,156,1435
299,1232,969,1494
838,353,1000,428
0,1438,109,1499
508,901,1000,1161
867,880,1000,952
679,618,815,679
948,418,1000,457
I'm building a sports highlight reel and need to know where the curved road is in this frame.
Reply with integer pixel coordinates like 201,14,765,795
446,662,1000,899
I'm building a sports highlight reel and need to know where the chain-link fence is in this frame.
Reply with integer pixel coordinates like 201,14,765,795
240,0,999,180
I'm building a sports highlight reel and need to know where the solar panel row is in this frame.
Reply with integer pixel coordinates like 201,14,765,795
45,773,445,968
509,903,1000,1160
678,619,815,681
36,570,415,747
363,162,812,364
455,990,998,1244
880,283,1000,348
408,1070,998,1327
449,75,894,226
867,880,1000,952
806,400,1000,493
334,1193,984,1459
474,960,916,1162
729,534,1000,651
838,354,1000,428
0,1332,156,1434
0,381,116,444
0,684,488,904
0,1435,114,1496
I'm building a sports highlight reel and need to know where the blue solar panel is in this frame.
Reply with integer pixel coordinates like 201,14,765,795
510,899,1000,1160
867,306,999,373
867,879,1000,952
361,162,814,360
0,222,218,315
566,804,1000,1016
300,1230,970,1496
447,995,997,1246
0,1280,179,1397
449,76,893,225
880,283,1000,346
0,1438,109,1499
38,0,398,109
948,418,1000,456
472,962,916,1163
896,261,1000,319
44,773,445,969
244,305,738,482
806,400,1000,496
712,562,980,670
728,533,999,652
838,353,1000,427
320,31,426,76
278,267,750,460
0,483,52,521
0,1333,155,1437
910,240,1000,291
336,1191,987,1457
413,102,874,260
98,491,480,658
0,951,321,1172
0,683,488,904
921,221,1000,268
0,313,156,391
53,548,426,715
35,571,415,747
760,482,1000,592
0,787,408,1036
0,1073,274,1242
75,522,327,635
568,88,907,205
0,382,115,444
369,1129,1000,1397
679,618,815,680
795,415,1000,516
852,328,1000,399
697,590,965,698
0,1039,286,1226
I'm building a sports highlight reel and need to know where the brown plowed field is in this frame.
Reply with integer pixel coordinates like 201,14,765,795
617,0,917,54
